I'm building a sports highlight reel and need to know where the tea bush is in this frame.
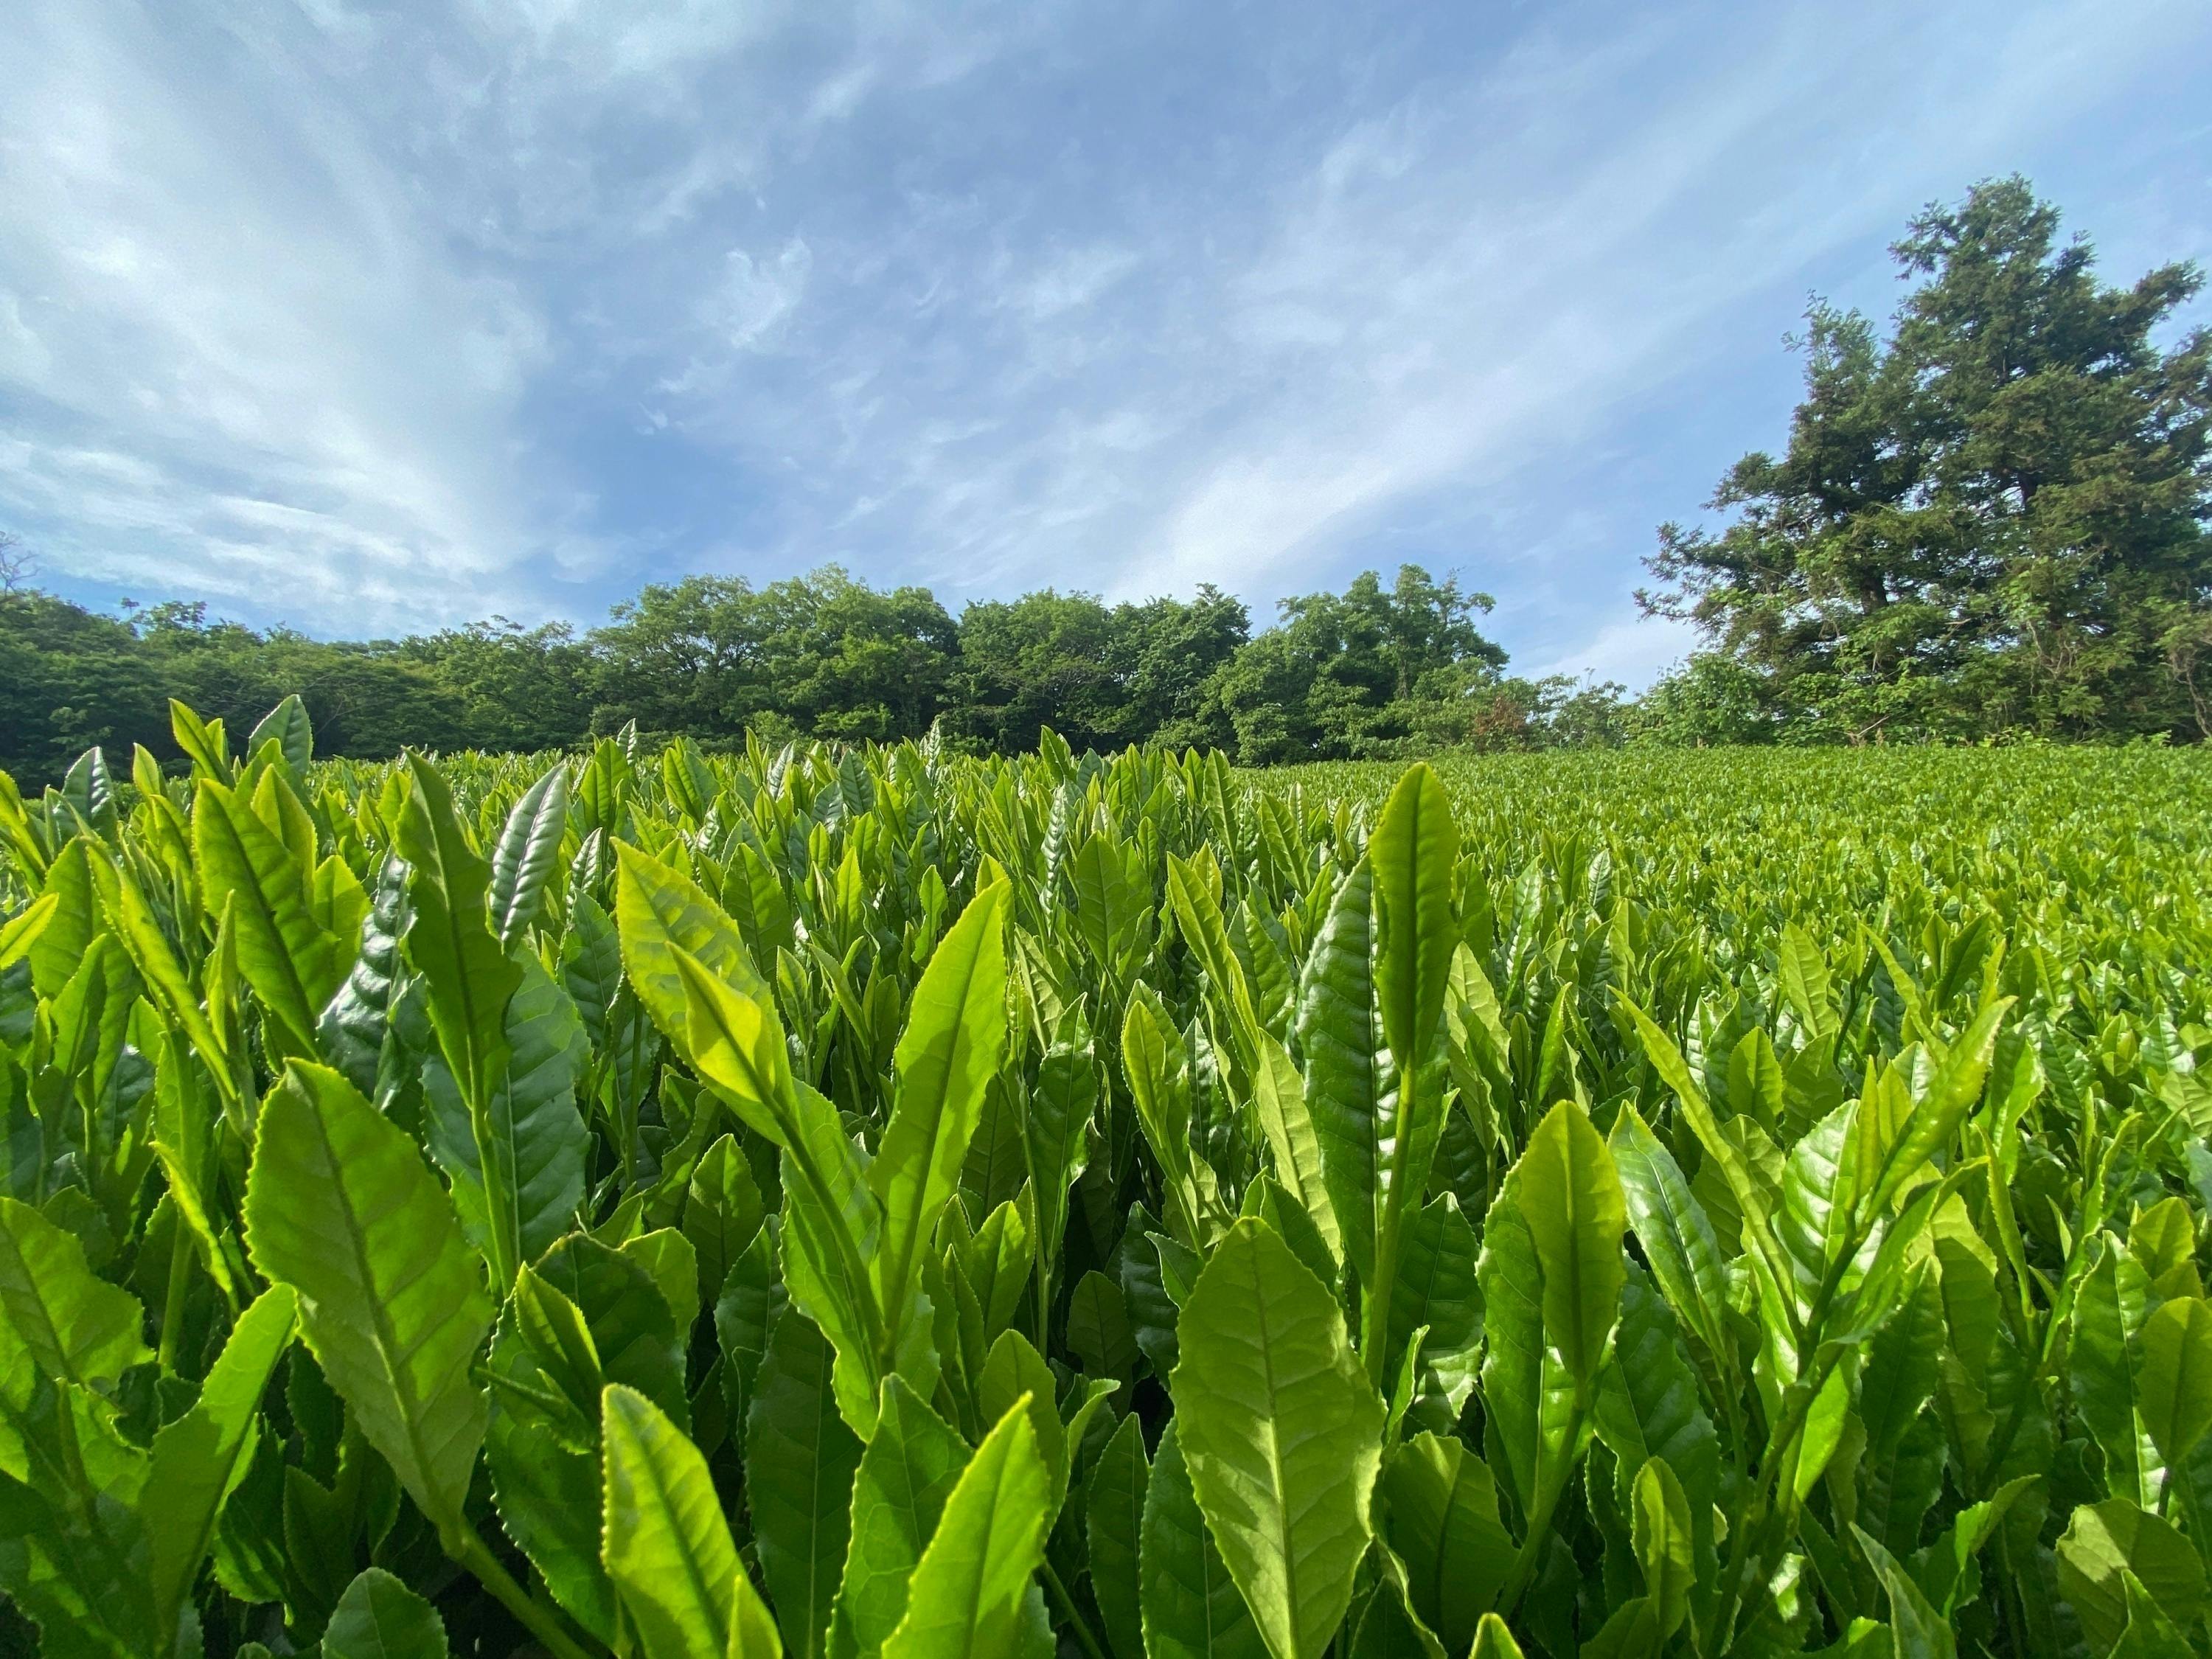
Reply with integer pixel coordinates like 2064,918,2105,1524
1,703,2208,1658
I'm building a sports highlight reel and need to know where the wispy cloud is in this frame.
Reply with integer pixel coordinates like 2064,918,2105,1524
0,0,563,627
1,0,2205,680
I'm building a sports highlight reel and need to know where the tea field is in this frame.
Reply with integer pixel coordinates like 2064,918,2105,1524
1,702,2210,1659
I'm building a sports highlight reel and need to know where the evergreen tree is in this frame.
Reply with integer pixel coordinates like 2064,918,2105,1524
1641,177,2212,741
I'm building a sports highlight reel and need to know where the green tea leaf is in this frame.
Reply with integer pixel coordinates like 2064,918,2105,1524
1591,1272,1719,1584
1142,1421,1266,1659
1855,1266,1947,1559
835,1375,971,1659
1385,1194,1481,1435
1630,1456,1692,1638
1296,859,1380,1287
488,1233,689,1644
1251,1032,1338,1265
1607,1102,1731,1368
617,839,773,1047
1867,999,2009,1214
27,838,97,999
1777,923,1838,1040
0,1193,150,1395
195,776,342,1052
2137,1296,2212,1468
321,1567,449,1659
167,698,229,782
1515,1100,1626,1390
145,1284,297,1627
871,885,1009,1360
425,952,589,1270
397,756,520,1075
2056,1498,2208,1652
243,1062,492,1531
686,1134,767,1304
316,853,414,1104
397,753,526,1282
0,894,55,973
2075,1236,2160,1508
978,1329,1066,1493
1067,1270,1139,1385
1124,984,1209,1248
246,695,313,776
624,1228,703,1343
1368,763,1458,1089
1469,1613,1525,1659
1023,1005,1099,1295
603,1382,779,1659
1172,1217,1385,1659
2112,1570,2195,1659
1853,1526,1955,1659
880,1394,1052,1659
1474,1172,1543,1516
490,762,572,947
748,1309,863,1658
1380,1431,1510,1649
1086,1411,1150,1659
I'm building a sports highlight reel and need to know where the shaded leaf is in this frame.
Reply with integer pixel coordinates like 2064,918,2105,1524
243,1063,492,1531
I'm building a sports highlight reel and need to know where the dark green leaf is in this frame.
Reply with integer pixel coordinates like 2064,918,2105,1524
321,1568,448,1659
490,762,571,947
748,1309,863,1658
1087,1411,1150,1659
1141,1421,1267,1659
243,1062,492,1531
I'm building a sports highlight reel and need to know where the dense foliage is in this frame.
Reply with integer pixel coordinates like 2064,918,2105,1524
1641,177,2212,744
0,560,1620,787
3,702,2212,1657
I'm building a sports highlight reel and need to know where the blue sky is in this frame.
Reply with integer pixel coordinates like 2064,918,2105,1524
2,0,2207,688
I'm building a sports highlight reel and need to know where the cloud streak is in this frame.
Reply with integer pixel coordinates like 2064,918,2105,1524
1,0,2205,681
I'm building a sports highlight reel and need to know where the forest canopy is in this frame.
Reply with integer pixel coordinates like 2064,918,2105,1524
0,554,1621,783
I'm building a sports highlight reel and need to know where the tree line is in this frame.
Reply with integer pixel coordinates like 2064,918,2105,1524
0,556,1634,784
3,175,2204,781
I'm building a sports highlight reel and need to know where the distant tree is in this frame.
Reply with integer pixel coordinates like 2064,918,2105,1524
0,585,167,781
582,575,762,737
0,548,1605,781
1641,177,2212,742
1108,585,1248,751
1212,565,1506,762
129,602,470,758
0,533,32,594
943,585,1251,754
1629,655,1779,747
397,619,594,752
1388,664,1637,753
592,566,958,744
943,591,1124,754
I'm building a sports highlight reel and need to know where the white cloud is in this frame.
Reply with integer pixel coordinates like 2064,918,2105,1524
0,0,2203,656
708,240,814,349
1100,0,2202,608
0,292,50,383
1012,245,1142,320
0,0,566,629
467,0,790,82
1533,613,1703,692
621,0,2208,647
